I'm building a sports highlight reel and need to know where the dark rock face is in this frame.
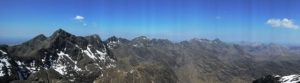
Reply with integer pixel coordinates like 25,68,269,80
253,75,281,83
1,29,300,83
0,29,116,83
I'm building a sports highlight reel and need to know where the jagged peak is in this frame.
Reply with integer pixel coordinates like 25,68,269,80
150,38,172,44
32,34,47,41
50,29,73,39
22,34,48,45
212,38,223,44
190,38,210,42
113,37,130,44
132,36,149,41
85,34,101,41
84,34,104,47
106,36,118,42
53,28,68,34
106,36,120,44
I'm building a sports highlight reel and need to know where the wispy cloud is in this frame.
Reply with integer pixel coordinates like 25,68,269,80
74,15,87,26
266,18,299,29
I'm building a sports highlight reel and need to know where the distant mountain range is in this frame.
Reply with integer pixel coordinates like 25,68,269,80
1,29,300,83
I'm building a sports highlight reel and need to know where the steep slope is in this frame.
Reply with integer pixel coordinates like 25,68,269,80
0,29,116,83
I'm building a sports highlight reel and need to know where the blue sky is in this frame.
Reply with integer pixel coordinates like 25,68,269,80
0,0,300,45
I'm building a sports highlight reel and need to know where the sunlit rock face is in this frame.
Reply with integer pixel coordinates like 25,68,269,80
104,36,300,83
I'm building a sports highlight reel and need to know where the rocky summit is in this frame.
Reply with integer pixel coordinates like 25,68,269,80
1,29,300,83
0,29,116,83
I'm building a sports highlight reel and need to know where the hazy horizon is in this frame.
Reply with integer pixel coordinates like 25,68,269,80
0,28,297,46
1,0,300,45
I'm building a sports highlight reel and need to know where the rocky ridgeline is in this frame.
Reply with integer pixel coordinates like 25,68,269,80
1,29,300,83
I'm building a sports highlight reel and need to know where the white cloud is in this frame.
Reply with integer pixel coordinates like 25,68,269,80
74,15,84,21
266,18,299,29
74,15,87,26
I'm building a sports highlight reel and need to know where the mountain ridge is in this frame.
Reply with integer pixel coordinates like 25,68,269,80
0,29,117,83
1,29,300,83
